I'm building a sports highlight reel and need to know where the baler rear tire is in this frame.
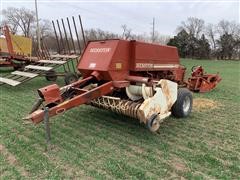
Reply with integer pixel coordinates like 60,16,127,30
172,88,192,118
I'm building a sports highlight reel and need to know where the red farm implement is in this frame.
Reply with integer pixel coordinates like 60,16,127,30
188,66,221,92
25,39,221,132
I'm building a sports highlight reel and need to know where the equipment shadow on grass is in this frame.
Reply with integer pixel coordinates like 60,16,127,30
65,105,186,142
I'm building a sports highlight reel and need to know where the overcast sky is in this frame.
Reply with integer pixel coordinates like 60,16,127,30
1,0,239,36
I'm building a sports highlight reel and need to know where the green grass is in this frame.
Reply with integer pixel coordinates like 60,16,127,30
0,59,239,179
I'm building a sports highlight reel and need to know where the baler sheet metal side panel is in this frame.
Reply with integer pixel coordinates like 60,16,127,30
109,40,130,71
107,40,131,81
134,41,179,62
108,70,129,82
77,40,119,72
78,39,132,81
131,41,180,71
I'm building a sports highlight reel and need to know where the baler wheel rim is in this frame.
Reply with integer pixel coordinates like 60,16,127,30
183,96,191,114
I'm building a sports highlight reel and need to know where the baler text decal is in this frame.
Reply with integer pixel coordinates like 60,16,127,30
136,63,179,69
136,63,154,68
90,48,111,53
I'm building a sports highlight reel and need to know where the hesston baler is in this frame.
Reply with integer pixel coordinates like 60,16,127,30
24,39,221,132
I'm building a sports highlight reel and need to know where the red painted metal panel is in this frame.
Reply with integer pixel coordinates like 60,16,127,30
78,39,180,81
78,39,131,81
131,41,180,71
38,84,62,104
77,40,119,75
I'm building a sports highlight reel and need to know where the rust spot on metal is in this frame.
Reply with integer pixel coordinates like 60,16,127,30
56,108,65,114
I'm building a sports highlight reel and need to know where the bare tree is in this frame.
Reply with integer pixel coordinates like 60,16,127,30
2,7,35,37
152,32,170,45
121,24,132,40
178,17,205,39
39,19,52,38
205,23,217,50
216,20,240,59
84,28,119,41
217,20,240,38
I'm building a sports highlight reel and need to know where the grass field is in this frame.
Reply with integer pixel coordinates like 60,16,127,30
0,59,239,179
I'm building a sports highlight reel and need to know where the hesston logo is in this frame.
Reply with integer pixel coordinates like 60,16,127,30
89,48,111,53
136,63,179,68
136,63,154,68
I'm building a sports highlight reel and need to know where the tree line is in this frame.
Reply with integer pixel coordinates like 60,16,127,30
167,17,240,60
1,7,239,60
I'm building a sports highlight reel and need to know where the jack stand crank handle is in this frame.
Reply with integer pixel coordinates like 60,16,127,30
44,107,51,151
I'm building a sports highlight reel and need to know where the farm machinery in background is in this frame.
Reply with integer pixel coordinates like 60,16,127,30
0,15,86,86
25,39,221,132
0,25,33,69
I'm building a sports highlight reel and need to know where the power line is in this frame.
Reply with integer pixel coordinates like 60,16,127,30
35,0,41,51
152,17,155,42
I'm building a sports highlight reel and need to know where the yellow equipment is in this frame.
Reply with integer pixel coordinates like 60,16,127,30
0,27,32,57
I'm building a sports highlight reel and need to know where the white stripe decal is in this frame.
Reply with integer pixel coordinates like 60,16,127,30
136,63,179,68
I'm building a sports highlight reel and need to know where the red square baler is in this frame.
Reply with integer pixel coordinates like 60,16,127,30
25,39,221,132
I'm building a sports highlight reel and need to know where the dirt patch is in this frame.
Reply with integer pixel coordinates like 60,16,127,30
173,161,187,172
0,144,4,151
193,98,220,111
170,157,189,172
129,144,144,154
40,146,90,179
0,144,29,177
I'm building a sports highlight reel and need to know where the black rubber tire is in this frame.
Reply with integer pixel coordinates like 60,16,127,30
45,70,57,81
64,72,78,85
172,88,193,118
147,114,160,132
13,64,25,71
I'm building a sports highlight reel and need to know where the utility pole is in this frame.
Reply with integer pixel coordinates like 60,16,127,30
152,17,155,43
35,0,41,51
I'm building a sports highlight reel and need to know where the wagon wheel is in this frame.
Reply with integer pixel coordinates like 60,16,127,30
64,72,78,85
13,63,25,71
45,70,57,81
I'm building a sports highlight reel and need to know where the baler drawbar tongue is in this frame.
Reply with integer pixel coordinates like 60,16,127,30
24,74,114,124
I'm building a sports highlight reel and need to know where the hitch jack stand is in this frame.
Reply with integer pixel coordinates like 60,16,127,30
43,107,51,151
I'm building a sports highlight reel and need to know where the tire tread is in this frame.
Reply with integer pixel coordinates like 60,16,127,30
172,88,192,118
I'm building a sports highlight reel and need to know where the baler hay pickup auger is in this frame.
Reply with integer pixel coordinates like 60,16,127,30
24,39,221,132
